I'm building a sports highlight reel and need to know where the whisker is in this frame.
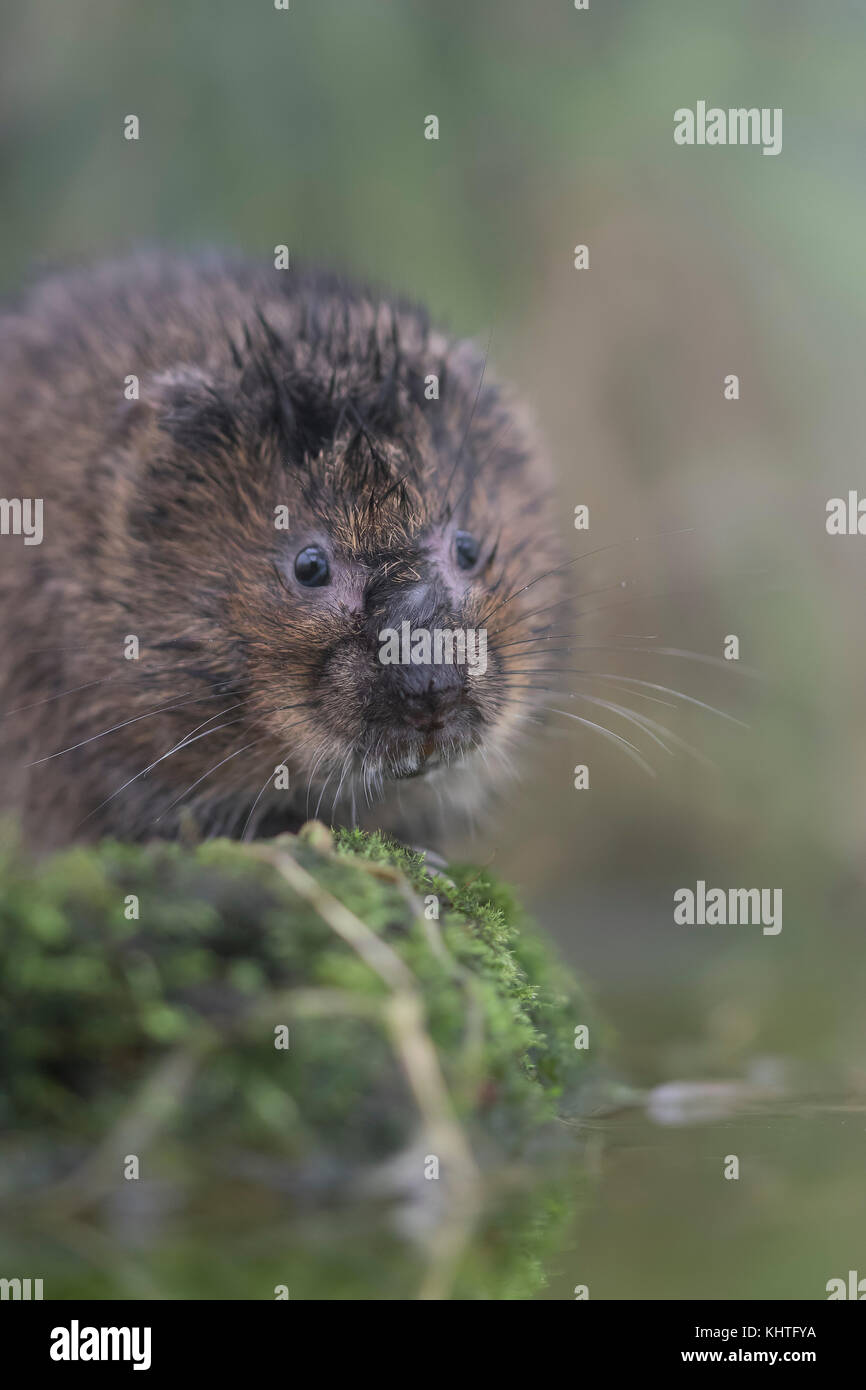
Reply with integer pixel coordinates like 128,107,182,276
508,669,746,725
1,663,241,720
478,528,698,628
494,636,573,652
573,577,771,629
25,690,236,766
573,671,749,725
331,749,355,819
313,767,337,821
489,582,630,641
506,680,679,710
305,739,331,819
154,735,272,822
73,715,249,831
604,701,717,770
543,706,657,778
241,738,299,841
498,647,760,679
3,638,224,655
527,684,719,770
562,691,675,756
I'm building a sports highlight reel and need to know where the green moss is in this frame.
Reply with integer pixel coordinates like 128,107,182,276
0,824,595,1298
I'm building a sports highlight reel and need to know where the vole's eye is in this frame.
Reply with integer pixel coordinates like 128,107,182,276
454,530,480,571
294,545,331,587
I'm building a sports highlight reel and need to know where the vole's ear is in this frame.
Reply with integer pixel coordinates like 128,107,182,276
115,365,239,454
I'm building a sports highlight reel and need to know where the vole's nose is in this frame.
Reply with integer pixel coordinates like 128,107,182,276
387,661,465,732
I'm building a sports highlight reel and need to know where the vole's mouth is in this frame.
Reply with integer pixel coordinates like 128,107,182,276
356,718,480,784
391,745,445,780
393,753,443,780
385,733,461,781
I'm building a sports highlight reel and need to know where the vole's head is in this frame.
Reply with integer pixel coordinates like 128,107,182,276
122,276,565,834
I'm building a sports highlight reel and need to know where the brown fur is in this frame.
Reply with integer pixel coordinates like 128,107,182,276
0,253,566,851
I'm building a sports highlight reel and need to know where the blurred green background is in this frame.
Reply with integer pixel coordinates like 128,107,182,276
3,0,865,1298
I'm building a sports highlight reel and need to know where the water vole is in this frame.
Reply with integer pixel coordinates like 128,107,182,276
0,253,566,850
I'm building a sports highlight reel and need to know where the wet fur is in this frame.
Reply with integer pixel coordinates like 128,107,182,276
0,253,566,851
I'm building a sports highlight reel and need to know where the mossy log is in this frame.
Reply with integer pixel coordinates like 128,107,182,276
0,823,594,1299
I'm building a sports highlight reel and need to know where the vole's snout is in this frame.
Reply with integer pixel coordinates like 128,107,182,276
386,660,465,734
361,572,483,777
